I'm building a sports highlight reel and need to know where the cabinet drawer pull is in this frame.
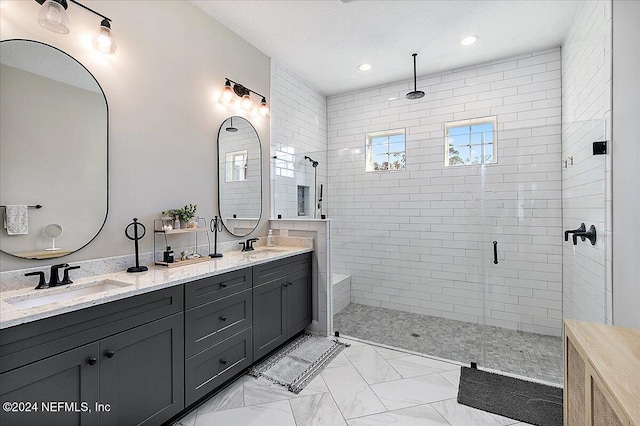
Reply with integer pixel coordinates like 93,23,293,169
87,357,97,366
105,350,115,358
220,359,227,365
220,316,227,322
220,282,227,288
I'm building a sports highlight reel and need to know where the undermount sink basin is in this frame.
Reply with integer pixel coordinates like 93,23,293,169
254,247,288,253
6,279,132,310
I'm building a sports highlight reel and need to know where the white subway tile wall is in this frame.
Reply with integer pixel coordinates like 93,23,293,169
561,0,612,324
270,63,328,219
327,48,564,336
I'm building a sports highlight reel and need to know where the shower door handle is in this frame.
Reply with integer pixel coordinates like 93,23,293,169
493,241,498,264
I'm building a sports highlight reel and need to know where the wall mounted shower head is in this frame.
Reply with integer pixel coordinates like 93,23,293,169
304,156,319,167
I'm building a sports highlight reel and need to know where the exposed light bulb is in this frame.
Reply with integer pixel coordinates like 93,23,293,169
221,81,234,104
37,0,70,34
258,97,270,117
241,93,253,110
92,19,116,54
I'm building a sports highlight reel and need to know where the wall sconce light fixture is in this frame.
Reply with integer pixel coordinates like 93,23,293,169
34,0,116,54
222,78,270,117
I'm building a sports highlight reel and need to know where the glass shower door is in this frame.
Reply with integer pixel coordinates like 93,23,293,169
479,121,606,384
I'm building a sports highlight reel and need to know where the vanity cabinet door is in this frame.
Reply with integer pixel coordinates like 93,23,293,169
98,313,184,426
286,268,312,339
0,342,100,426
252,276,287,361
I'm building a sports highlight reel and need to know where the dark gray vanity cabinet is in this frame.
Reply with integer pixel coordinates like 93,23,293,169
0,342,100,426
98,313,184,425
252,253,312,361
0,287,184,426
184,269,253,406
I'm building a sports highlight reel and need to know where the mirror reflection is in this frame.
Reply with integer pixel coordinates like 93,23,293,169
218,116,262,237
0,40,108,259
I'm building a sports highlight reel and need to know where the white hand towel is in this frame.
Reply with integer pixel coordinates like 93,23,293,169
4,205,29,235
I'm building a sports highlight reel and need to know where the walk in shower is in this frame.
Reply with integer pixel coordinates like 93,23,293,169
329,119,607,385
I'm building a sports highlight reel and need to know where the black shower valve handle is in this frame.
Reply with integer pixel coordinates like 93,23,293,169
572,225,597,246
564,223,586,242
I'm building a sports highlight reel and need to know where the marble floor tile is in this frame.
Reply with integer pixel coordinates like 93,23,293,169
431,398,502,426
325,351,352,369
386,355,459,378
438,368,461,388
370,373,458,411
320,365,387,419
343,344,403,384
195,400,296,426
346,404,450,426
173,409,196,426
490,412,522,425
196,379,244,415
289,392,347,426
372,346,412,360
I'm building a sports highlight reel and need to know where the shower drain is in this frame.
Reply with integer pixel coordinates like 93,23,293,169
411,332,421,337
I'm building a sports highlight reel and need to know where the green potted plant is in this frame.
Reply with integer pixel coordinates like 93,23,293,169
178,204,198,228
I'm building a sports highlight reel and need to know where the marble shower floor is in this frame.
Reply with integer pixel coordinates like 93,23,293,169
174,337,534,426
334,304,563,385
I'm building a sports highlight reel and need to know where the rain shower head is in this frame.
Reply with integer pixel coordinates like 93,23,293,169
225,117,238,132
304,156,319,167
406,53,425,100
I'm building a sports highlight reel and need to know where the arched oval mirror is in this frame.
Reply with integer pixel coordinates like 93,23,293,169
217,116,262,236
0,40,108,259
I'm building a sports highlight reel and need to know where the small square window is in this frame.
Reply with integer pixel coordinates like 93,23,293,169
445,117,497,166
365,129,406,172
225,150,248,182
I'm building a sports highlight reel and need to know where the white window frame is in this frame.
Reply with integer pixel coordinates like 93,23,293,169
365,129,406,172
225,150,248,182
444,116,497,167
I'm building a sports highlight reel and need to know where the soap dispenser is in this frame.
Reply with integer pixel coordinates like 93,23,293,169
267,230,274,247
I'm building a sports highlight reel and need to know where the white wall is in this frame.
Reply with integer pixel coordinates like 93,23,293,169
612,0,640,329
327,48,564,336
270,63,327,219
0,0,271,271
561,0,612,324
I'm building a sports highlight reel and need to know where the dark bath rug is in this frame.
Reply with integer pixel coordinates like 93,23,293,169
458,366,563,426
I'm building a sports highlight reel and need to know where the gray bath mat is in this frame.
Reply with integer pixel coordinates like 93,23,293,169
458,367,563,426
248,334,349,394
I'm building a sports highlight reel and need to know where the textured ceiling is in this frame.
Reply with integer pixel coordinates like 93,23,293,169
193,0,581,96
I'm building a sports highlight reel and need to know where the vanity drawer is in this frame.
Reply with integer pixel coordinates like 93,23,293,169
185,289,252,357
0,286,183,374
253,253,311,286
185,268,252,309
185,327,252,405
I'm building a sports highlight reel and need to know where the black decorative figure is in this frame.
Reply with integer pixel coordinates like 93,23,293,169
209,216,223,258
125,218,148,273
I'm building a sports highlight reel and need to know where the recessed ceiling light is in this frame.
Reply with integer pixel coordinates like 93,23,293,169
460,35,479,46
358,63,372,72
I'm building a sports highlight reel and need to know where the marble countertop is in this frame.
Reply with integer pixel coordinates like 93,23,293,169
0,246,312,330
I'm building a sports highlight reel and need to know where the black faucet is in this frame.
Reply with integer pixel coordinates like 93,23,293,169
240,238,259,252
48,263,69,287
